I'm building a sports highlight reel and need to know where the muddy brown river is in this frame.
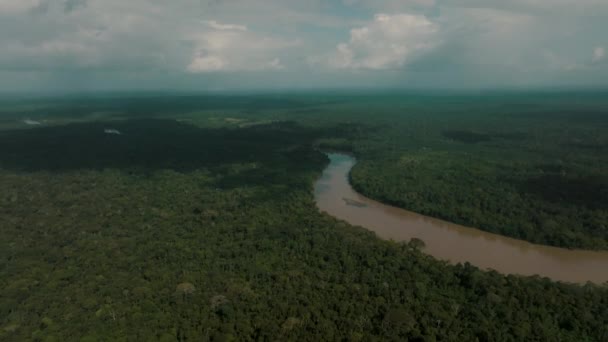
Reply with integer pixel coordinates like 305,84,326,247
314,153,608,284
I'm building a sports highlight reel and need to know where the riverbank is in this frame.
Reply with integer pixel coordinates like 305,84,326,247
315,153,608,284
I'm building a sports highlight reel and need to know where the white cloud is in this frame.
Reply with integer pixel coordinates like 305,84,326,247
204,20,248,32
187,22,297,73
321,13,439,70
0,1,300,74
0,0,607,90
0,0,42,14
267,58,285,70
593,46,605,62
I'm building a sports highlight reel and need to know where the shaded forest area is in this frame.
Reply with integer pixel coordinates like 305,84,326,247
1,94,608,341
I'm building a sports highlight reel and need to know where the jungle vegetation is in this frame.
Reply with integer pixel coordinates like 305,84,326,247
340,94,608,250
1,93,608,341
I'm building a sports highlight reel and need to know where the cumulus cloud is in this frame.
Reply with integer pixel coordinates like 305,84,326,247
320,13,439,70
0,0,607,90
187,21,296,73
0,1,299,74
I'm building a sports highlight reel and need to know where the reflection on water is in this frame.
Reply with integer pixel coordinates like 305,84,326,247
315,153,608,284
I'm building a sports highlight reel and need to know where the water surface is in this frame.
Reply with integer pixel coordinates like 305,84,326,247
314,153,608,284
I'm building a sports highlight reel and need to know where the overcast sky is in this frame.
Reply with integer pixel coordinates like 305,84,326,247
0,0,607,92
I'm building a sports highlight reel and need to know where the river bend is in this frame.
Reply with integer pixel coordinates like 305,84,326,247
314,153,608,284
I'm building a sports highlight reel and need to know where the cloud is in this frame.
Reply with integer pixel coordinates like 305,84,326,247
187,56,225,72
442,0,608,15
64,0,87,13
0,2,299,74
267,58,285,70
342,0,436,11
320,13,439,70
187,21,297,73
0,0,607,90
0,0,42,14
203,20,248,32
593,46,605,63
440,8,537,67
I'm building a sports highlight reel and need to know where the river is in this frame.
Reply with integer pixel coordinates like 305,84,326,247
314,153,608,284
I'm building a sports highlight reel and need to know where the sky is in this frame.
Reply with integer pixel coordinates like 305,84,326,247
0,0,607,92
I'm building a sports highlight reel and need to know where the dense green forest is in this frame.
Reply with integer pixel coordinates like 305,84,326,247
1,94,608,341
340,95,608,250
